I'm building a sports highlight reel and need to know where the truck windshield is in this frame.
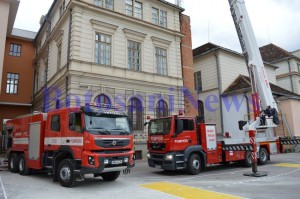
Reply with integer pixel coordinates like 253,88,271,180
149,118,172,135
84,112,132,135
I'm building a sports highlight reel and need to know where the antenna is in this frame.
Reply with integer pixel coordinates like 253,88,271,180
267,26,271,44
208,21,210,42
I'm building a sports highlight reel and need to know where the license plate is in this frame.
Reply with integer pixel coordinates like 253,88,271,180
111,160,122,165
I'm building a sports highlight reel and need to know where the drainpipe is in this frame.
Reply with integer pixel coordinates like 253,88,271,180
287,59,294,93
65,8,72,105
214,50,224,133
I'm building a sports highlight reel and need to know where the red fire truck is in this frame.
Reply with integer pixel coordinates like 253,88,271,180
146,0,300,175
6,103,135,187
146,116,278,175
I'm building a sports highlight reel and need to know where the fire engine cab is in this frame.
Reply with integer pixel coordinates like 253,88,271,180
6,103,135,187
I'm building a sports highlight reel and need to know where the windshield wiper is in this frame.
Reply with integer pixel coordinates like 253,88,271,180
111,128,130,135
93,127,111,135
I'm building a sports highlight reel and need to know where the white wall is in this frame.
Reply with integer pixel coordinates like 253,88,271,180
0,0,10,93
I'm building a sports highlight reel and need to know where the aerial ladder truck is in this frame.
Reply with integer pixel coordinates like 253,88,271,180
145,0,300,175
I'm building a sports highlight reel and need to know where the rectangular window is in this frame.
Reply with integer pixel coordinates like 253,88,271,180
95,33,111,65
160,10,167,28
94,0,103,6
134,1,142,19
105,0,114,9
57,43,62,71
125,0,142,19
128,40,141,70
59,0,65,17
152,8,159,25
125,0,133,16
155,47,167,75
69,112,82,132
95,0,113,9
51,115,60,132
182,119,195,131
9,43,21,57
6,73,19,94
194,71,202,93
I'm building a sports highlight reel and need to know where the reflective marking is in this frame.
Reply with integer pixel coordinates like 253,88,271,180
273,163,300,168
141,182,244,199
13,138,29,144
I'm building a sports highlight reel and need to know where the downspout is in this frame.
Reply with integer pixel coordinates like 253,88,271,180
43,18,51,112
214,50,224,133
65,8,72,106
287,59,294,93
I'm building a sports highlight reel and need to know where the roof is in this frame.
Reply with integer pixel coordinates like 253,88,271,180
7,0,20,35
259,43,299,62
157,0,185,12
11,28,37,41
193,42,242,58
222,75,300,99
193,42,278,69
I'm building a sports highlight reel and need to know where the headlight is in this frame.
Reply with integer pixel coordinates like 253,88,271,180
147,152,151,159
165,154,173,161
104,159,109,164
88,156,95,165
124,157,129,163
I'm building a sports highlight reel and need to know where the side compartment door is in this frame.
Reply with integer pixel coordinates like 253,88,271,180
29,122,42,160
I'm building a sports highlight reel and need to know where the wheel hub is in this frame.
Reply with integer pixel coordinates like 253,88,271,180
60,166,71,182
192,159,200,170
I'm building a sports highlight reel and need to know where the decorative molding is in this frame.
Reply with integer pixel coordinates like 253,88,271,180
151,36,172,48
90,19,118,34
53,30,64,44
123,28,147,42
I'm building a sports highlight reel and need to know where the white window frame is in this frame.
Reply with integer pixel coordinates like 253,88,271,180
125,0,143,19
152,7,159,25
127,40,141,71
160,10,167,28
59,0,66,17
155,47,168,76
94,0,114,9
57,42,62,71
95,32,112,66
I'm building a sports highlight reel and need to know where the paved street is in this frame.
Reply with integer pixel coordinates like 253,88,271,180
1,153,300,199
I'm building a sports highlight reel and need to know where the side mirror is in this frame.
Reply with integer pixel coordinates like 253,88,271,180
175,119,183,135
69,112,76,131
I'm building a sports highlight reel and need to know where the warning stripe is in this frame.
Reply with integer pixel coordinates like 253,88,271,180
141,182,244,199
273,163,300,168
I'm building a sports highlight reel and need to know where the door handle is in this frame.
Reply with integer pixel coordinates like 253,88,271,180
66,139,70,143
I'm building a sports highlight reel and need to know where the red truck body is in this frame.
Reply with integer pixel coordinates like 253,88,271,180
6,105,135,187
146,115,282,174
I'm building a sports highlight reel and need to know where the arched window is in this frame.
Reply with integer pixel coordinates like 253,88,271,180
128,97,143,130
156,100,168,118
95,94,111,105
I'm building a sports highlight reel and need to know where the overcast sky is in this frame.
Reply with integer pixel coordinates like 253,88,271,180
14,0,300,52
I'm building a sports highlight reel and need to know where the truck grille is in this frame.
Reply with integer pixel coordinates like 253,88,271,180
95,139,130,148
149,143,165,151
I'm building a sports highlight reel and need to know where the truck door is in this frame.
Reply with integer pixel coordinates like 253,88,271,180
173,118,196,151
44,114,62,151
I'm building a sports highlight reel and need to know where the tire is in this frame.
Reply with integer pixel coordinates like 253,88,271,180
58,159,77,187
101,171,121,181
8,153,19,173
18,154,31,175
243,151,252,167
258,148,268,165
186,154,201,175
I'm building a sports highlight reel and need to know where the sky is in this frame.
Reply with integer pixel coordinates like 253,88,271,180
14,0,300,53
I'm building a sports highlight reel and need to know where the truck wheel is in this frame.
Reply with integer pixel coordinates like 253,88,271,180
8,153,19,173
243,151,252,167
18,154,31,175
58,159,76,187
101,171,121,181
258,148,268,165
187,154,201,175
